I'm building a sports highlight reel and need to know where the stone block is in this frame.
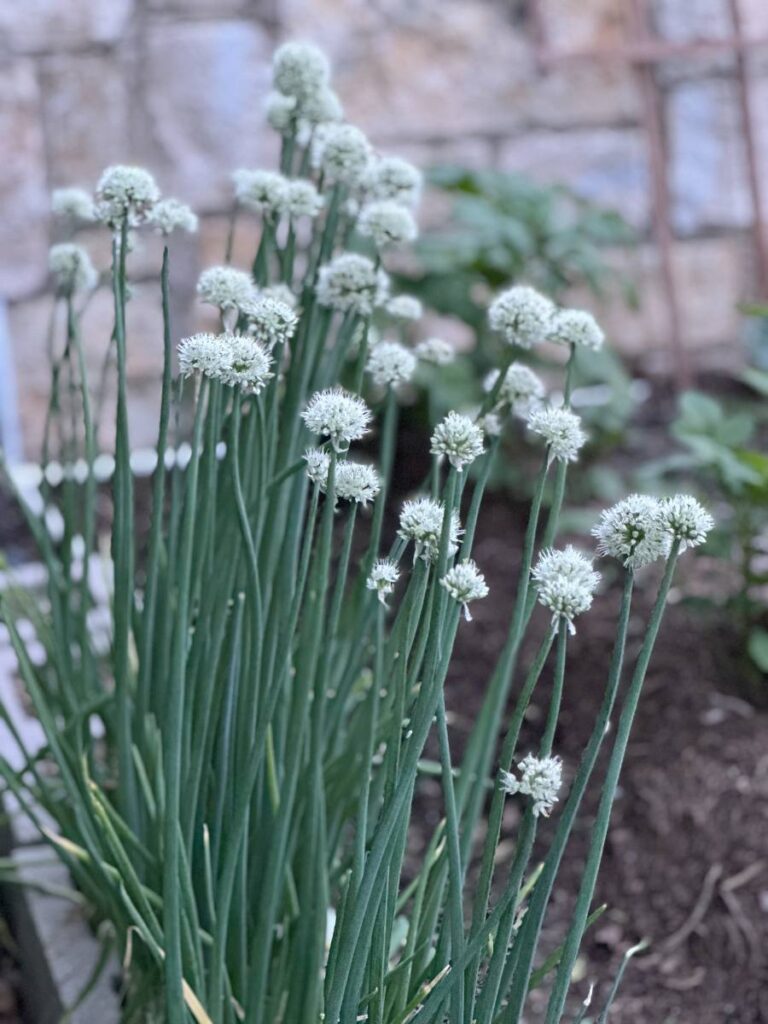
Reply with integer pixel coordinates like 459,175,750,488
39,52,131,193
0,61,50,299
498,127,650,228
142,20,278,208
537,0,631,50
0,0,133,54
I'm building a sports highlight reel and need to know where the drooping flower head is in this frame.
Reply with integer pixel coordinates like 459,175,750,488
385,295,423,322
48,243,98,294
362,156,423,208
398,497,462,563
304,447,331,486
430,412,485,472
484,362,545,417
302,387,373,452
312,123,371,184
416,337,455,367
488,285,555,348
197,266,257,315
500,754,563,817
440,559,489,621
96,165,160,227
272,41,330,101
148,198,198,235
658,494,714,551
316,253,389,315
548,307,605,351
592,494,670,570
527,406,586,463
233,169,289,215
366,341,417,388
242,295,298,349
357,200,418,248
532,546,600,634
51,187,96,223
367,559,400,606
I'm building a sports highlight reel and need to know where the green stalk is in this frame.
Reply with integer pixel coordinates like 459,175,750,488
543,546,680,1023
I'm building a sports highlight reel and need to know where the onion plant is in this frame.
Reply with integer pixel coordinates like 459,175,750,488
0,41,713,1024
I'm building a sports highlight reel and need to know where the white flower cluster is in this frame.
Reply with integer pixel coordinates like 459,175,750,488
96,165,160,227
362,156,422,209
592,494,669,570
485,362,545,418
149,198,198,236
316,253,389,316
269,41,342,131
488,285,555,348
398,497,462,563
527,406,586,463
440,559,489,621
48,243,98,294
357,200,418,248
500,754,563,818
548,308,604,351
386,295,422,322
233,169,289,214
593,493,713,569
302,387,372,452
243,296,298,349
303,449,380,505
197,266,257,315
366,341,416,388
532,546,600,634
658,494,714,551
430,412,485,472
260,283,297,308
178,332,273,395
415,337,455,367
52,187,96,223
312,123,372,185
366,558,400,606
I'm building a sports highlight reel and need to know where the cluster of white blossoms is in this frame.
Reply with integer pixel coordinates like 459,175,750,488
178,332,273,394
242,295,298,349
440,559,489,621
303,449,380,505
488,285,555,349
385,295,423,322
658,494,715,551
547,308,604,351
361,156,423,209
532,546,600,634
415,337,455,367
485,362,546,418
366,341,417,388
316,253,389,316
500,754,563,818
366,558,400,606
527,406,586,463
430,412,485,472
592,494,669,570
48,243,98,294
233,170,323,220
398,497,462,563
197,266,257,315
357,200,418,249
312,123,372,184
149,198,198,236
52,187,96,223
302,387,372,452
95,165,160,227
268,41,343,132
593,493,713,569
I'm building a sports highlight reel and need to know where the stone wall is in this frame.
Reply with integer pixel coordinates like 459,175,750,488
2,0,768,454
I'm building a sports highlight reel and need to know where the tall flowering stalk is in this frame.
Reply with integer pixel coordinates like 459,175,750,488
0,41,713,1024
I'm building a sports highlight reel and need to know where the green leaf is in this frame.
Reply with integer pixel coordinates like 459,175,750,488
748,628,768,673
